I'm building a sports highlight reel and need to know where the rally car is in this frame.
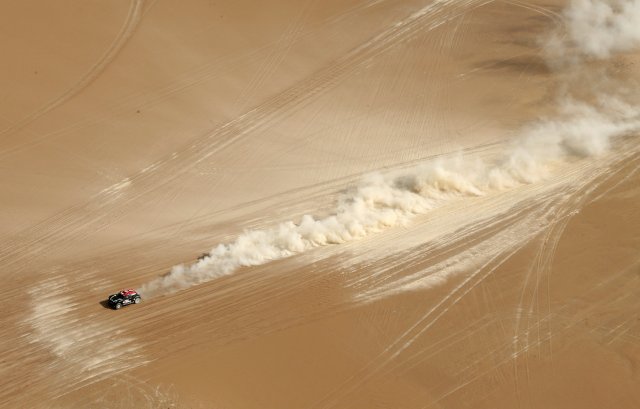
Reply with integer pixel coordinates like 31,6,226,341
107,289,141,310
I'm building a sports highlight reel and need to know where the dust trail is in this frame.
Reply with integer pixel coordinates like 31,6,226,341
140,0,640,297
140,100,638,297
0,277,145,405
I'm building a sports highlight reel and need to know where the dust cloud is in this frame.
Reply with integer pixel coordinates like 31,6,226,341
140,0,640,297
547,0,640,61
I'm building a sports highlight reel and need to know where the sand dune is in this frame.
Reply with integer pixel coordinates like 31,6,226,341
1,0,639,408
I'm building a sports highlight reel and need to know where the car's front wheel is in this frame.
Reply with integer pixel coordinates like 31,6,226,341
134,297,141,304
115,303,122,310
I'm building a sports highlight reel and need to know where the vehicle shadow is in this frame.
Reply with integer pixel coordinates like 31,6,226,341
99,300,112,309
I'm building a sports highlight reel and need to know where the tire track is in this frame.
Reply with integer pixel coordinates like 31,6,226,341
308,243,528,409
511,148,640,378
232,0,316,115
0,0,411,161
306,145,640,409
0,0,146,144
0,0,486,275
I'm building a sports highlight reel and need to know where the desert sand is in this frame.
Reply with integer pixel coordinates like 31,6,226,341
1,0,639,408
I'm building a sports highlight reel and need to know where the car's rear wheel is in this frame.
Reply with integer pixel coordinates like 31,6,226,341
115,303,122,310
134,297,141,304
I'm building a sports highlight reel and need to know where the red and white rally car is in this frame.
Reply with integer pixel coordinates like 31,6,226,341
107,289,141,310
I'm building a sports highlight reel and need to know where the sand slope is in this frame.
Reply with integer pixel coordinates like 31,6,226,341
1,0,639,408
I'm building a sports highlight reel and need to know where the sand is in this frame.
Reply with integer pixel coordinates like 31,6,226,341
1,0,639,408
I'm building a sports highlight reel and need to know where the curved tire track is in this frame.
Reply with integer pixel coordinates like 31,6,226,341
0,0,146,148
0,0,485,275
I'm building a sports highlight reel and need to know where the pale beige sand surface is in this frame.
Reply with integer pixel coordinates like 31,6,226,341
1,0,639,408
